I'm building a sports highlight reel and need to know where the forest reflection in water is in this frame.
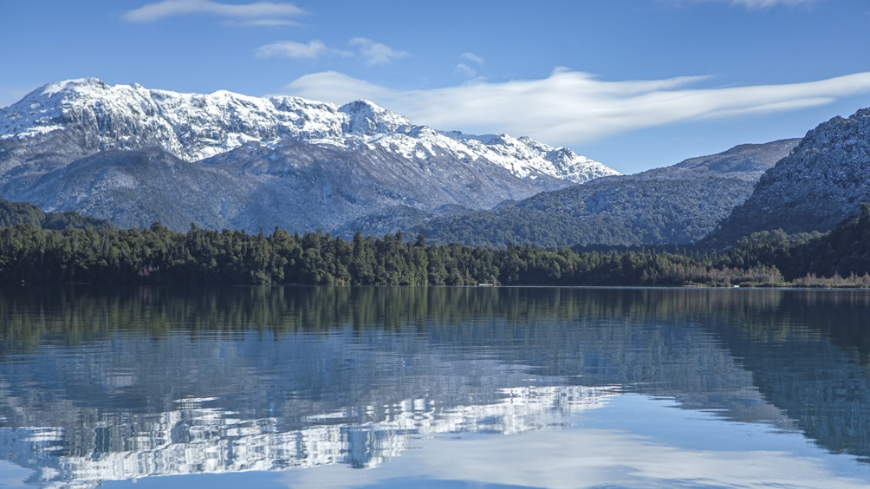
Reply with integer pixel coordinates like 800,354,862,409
0,286,869,488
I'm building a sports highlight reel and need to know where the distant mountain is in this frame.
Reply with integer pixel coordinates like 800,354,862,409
405,139,800,248
0,199,115,230
708,107,870,245
0,78,617,232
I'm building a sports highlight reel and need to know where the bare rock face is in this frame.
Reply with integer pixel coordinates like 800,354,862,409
0,78,619,232
710,108,870,243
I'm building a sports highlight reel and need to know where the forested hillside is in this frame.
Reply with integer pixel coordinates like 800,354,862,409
409,140,799,247
0,199,115,231
1,202,868,287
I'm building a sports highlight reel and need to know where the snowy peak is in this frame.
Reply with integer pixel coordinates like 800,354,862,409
1,78,618,184
443,132,619,184
339,99,411,135
1,77,348,160
40,77,110,96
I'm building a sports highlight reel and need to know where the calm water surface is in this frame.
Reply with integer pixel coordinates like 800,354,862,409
0,286,869,488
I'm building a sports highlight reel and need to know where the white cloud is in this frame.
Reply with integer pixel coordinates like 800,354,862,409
455,63,477,78
349,38,409,66
123,0,304,23
280,68,870,147
457,53,484,78
255,40,351,60
682,0,819,8
255,37,407,64
461,52,485,65
280,71,392,102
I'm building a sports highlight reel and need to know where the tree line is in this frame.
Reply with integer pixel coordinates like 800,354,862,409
1,203,868,287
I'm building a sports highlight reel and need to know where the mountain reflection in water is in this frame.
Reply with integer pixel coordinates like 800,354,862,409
0,286,869,488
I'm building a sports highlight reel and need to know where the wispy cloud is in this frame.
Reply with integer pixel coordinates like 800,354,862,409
255,40,351,60
730,0,816,7
461,52,485,65
676,0,819,8
124,0,304,24
280,68,870,146
256,38,407,65
349,38,409,66
455,64,478,78
456,53,485,78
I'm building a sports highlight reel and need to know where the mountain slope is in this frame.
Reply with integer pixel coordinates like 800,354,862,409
18,148,246,231
708,108,870,244
409,139,800,248
0,78,618,232
204,140,559,232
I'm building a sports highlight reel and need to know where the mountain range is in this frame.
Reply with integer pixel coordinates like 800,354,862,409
1,78,869,248
0,78,616,233
402,139,800,248
398,106,870,248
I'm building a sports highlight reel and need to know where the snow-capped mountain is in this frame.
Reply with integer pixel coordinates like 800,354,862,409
0,78,617,233
0,78,616,184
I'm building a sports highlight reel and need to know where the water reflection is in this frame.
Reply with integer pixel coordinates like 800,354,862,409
1,385,617,487
0,286,869,487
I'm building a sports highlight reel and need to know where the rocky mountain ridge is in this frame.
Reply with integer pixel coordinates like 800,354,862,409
0,78,616,184
709,107,870,243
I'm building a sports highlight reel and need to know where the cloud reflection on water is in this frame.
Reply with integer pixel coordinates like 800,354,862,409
282,395,870,489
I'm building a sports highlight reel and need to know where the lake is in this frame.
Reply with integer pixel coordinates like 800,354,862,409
1,286,869,488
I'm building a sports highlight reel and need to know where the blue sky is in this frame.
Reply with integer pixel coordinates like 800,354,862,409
2,0,870,173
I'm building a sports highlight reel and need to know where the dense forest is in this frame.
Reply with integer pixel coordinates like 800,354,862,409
0,199,116,231
410,177,757,248
0,201,868,287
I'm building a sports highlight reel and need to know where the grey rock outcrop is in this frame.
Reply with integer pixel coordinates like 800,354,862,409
709,108,870,243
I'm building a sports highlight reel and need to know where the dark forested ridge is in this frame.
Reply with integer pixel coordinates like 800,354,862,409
411,177,753,247
406,139,800,248
0,199,115,231
1,202,868,287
